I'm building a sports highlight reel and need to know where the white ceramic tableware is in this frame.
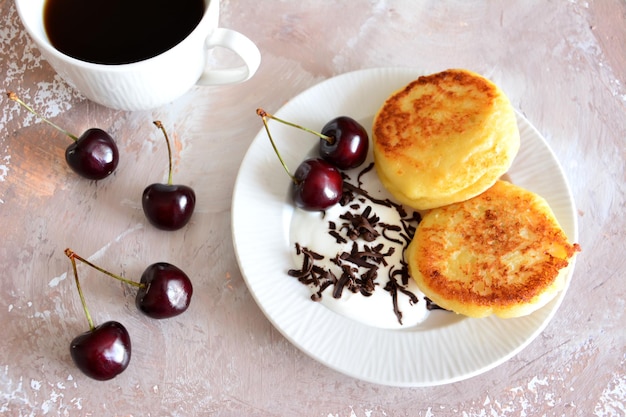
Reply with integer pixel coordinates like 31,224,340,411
15,0,261,111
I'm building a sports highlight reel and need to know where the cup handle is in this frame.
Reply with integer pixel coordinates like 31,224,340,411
197,28,261,85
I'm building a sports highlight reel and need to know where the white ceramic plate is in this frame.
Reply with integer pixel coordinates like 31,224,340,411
231,67,578,387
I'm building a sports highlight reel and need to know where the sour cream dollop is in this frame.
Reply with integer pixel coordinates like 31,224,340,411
289,162,431,330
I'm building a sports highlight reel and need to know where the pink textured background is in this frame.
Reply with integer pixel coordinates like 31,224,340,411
0,0,624,415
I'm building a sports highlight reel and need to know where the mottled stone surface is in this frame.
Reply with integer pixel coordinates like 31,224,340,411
0,0,624,415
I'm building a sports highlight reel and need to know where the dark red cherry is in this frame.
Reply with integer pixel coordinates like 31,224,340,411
7,92,119,180
65,128,119,180
69,321,131,381
292,158,343,211
142,121,196,231
135,262,193,319
319,116,369,170
142,184,196,230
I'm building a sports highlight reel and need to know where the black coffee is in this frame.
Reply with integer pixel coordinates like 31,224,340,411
44,0,205,65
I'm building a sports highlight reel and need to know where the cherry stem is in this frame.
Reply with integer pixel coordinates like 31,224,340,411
67,253,95,331
64,248,144,289
255,108,334,144
256,109,297,183
153,121,173,185
6,91,79,142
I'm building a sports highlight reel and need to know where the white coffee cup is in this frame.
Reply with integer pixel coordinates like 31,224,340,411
15,0,261,111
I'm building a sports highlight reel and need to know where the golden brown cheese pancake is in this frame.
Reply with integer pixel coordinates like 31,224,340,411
373,69,520,210
406,180,581,318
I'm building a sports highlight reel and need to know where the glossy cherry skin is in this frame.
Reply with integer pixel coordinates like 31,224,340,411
142,184,196,230
319,116,369,170
69,321,131,381
292,158,343,211
65,128,119,180
135,262,193,319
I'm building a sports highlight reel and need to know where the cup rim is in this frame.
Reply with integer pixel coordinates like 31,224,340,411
15,0,214,72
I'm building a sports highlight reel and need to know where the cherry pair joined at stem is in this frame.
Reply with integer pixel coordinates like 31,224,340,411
256,108,369,211
65,248,192,380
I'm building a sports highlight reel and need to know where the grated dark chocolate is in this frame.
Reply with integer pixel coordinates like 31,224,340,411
289,162,429,325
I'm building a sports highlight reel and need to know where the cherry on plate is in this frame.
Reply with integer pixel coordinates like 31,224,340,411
319,116,369,170
292,158,343,211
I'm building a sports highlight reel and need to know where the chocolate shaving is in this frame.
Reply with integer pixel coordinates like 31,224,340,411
333,264,356,298
384,277,403,325
425,297,450,311
329,230,347,244
357,162,376,187
379,223,403,244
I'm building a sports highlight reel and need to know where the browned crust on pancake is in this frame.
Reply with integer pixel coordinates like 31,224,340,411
408,181,581,317
372,69,520,210
373,69,498,160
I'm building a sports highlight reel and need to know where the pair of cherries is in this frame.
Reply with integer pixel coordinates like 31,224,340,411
65,249,193,381
7,92,195,231
257,109,369,211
